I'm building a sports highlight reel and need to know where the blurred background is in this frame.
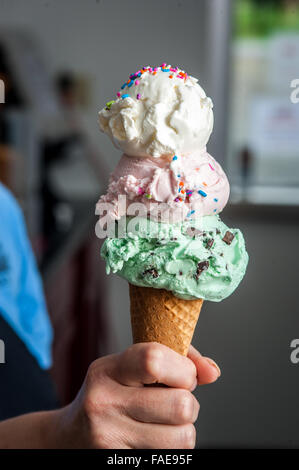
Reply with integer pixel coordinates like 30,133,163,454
0,0,298,448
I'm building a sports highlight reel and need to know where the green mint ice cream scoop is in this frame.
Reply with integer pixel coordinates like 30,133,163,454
101,215,248,302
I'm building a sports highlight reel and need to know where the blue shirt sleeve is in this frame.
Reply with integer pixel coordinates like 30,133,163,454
0,184,53,369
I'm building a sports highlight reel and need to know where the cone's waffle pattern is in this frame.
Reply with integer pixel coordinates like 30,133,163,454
129,284,203,356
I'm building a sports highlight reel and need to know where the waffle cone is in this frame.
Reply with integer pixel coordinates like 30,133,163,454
129,284,203,356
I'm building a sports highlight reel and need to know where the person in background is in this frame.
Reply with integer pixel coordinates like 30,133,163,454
0,182,220,448
56,71,108,182
0,182,57,419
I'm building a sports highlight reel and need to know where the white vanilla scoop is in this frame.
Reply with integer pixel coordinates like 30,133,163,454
98,65,214,158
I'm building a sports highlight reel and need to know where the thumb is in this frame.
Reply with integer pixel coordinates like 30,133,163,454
188,345,221,386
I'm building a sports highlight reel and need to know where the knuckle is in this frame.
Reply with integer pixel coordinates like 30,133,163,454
185,363,197,389
83,389,101,417
175,391,195,423
141,343,163,381
83,382,114,420
83,389,119,433
120,345,135,363
85,359,101,387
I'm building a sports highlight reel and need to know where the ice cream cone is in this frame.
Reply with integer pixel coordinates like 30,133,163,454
129,284,203,356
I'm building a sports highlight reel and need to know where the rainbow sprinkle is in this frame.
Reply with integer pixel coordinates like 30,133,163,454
187,210,195,217
115,64,191,99
209,164,215,171
105,100,115,110
121,94,130,99
198,190,207,197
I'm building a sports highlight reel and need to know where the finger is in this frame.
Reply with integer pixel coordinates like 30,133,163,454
188,345,221,385
126,420,196,449
124,387,199,425
113,342,197,389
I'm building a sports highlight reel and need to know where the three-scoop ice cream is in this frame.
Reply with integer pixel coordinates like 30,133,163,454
98,64,248,301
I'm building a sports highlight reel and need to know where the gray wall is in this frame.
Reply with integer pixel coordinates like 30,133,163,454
193,206,299,448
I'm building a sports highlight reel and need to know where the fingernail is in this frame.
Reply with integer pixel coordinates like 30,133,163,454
205,358,221,377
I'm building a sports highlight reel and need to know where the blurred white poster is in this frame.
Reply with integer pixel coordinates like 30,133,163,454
249,97,299,157
268,33,299,92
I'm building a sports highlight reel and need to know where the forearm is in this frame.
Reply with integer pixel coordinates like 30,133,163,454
0,408,68,449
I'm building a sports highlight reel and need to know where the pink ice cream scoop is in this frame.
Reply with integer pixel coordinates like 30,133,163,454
97,149,230,223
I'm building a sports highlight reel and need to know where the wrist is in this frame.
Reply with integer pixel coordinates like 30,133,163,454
37,408,70,449
48,401,91,449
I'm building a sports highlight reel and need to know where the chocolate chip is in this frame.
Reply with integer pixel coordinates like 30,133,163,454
209,231,213,235
216,229,220,235
171,237,178,241
222,231,235,245
179,271,183,276
220,253,223,257
205,238,214,249
185,227,203,238
143,268,159,278
195,260,209,279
